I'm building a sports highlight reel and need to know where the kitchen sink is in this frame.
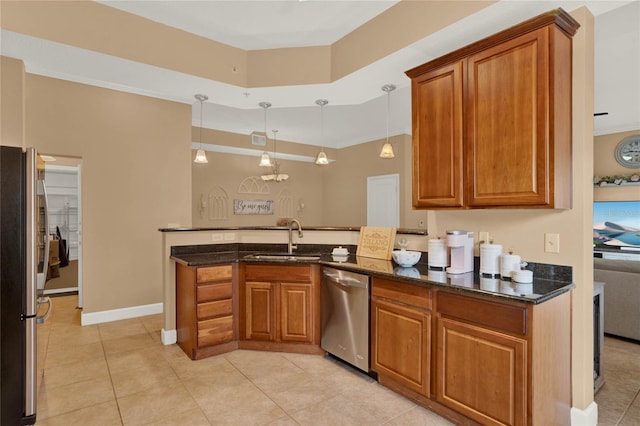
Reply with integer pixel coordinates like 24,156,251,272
243,254,321,262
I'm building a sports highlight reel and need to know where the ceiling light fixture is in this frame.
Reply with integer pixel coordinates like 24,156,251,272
379,84,396,159
261,129,289,182
258,102,273,167
193,94,209,164
315,99,329,165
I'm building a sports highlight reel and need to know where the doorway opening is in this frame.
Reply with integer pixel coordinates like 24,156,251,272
43,156,83,308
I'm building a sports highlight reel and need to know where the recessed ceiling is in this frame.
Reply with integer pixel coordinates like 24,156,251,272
1,0,638,148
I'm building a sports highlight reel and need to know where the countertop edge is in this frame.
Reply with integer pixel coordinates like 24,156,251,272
169,249,573,305
159,226,427,235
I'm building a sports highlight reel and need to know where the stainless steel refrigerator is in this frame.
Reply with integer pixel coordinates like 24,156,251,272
1,146,52,425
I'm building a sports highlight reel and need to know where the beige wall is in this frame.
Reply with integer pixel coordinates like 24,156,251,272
192,132,428,229
0,56,25,148
23,72,192,314
593,129,640,201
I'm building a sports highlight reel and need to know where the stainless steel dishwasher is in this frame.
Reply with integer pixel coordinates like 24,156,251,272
321,267,370,372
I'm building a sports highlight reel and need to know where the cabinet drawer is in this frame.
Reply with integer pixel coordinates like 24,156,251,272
245,264,311,282
437,291,527,336
197,299,233,320
198,316,233,347
372,278,432,311
197,265,233,283
197,282,232,302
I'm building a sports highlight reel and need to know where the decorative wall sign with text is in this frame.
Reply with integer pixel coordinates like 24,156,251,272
233,199,273,215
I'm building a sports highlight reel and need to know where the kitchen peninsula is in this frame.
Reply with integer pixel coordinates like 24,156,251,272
160,227,574,425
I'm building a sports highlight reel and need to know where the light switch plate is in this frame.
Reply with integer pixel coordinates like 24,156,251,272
545,233,560,253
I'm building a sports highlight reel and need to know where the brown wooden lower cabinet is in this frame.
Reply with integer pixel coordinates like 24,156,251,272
371,277,571,426
175,263,238,360
436,316,526,425
371,278,431,397
240,263,321,352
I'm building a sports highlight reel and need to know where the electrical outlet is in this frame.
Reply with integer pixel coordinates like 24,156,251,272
479,231,490,244
544,233,560,253
211,234,223,242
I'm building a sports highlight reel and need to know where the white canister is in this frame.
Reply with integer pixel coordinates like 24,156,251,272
513,269,533,284
428,239,448,268
500,253,521,279
480,243,502,276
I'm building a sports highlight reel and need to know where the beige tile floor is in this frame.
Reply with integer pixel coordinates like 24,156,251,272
37,295,640,425
35,295,453,426
595,336,640,425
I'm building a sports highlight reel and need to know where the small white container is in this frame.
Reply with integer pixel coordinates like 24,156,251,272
480,243,502,276
428,239,448,268
331,246,349,256
500,253,522,279
513,269,533,284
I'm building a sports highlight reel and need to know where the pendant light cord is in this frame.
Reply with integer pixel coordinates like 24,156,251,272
386,89,390,143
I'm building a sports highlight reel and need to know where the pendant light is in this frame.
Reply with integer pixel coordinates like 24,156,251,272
261,129,289,182
315,99,329,165
258,102,273,167
379,84,396,159
193,94,209,164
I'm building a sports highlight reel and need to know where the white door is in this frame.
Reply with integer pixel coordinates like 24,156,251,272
367,174,399,227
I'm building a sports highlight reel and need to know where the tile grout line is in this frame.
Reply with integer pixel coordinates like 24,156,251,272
617,385,640,425
99,322,126,426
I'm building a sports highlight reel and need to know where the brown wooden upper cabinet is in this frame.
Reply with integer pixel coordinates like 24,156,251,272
406,9,579,209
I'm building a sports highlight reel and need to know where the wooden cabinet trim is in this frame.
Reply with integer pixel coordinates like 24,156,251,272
197,265,233,283
437,316,527,425
245,264,311,282
372,278,432,311
405,9,578,78
197,299,233,320
197,316,234,347
372,298,431,397
437,291,527,336
196,281,233,302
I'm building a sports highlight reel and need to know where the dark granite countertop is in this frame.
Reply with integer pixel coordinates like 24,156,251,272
170,243,573,305
159,226,427,235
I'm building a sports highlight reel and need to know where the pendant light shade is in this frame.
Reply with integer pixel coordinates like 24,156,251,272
379,84,396,159
379,143,395,159
258,102,273,167
261,129,288,182
194,149,208,163
315,150,329,165
193,94,209,163
315,99,330,165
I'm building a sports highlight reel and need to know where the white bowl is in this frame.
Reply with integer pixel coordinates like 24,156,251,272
392,250,421,267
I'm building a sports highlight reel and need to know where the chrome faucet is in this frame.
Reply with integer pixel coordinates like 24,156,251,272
288,219,303,254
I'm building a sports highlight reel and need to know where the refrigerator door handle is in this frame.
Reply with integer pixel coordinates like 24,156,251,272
36,179,50,291
36,297,52,324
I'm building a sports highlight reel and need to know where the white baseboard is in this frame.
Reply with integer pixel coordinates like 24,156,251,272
571,401,598,426
44,287,78,295
81,302,163,326
162,328,177,345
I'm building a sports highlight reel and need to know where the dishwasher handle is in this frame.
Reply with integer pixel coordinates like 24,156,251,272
323,271,369,289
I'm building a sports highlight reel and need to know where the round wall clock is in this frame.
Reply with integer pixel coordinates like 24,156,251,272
615,135,640,168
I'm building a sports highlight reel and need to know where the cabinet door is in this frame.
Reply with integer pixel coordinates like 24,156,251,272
245,281,275,341
280,282,312,343
437,317,526,426
465,27,550,207
412,61,464,208
372,298,430,396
